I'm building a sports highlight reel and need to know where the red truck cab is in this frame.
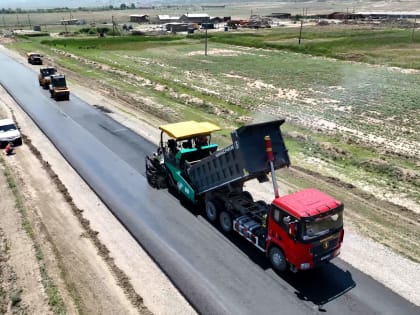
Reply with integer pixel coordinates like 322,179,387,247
267,188,344,272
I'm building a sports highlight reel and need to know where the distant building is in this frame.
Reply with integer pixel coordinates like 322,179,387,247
327,12,361,20
179,13,210,24
165,23,190,33
356,11,420,19
60,19,79,25
210,16,224,24
157,15,180,24
201,5,225,9
266,13,291,19
130,14,149,23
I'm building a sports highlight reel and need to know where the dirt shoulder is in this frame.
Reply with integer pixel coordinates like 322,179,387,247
0,84,196,314
0,157,52,314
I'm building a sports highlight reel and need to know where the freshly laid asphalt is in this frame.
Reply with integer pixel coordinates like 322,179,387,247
0,50,418,315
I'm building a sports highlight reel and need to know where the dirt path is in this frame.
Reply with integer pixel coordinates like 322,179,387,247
0,158,52,314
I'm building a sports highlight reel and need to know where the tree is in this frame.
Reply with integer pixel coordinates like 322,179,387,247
130,3,135,9
120,3,127,10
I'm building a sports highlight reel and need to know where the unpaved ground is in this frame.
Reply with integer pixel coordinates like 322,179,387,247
0,159,52,314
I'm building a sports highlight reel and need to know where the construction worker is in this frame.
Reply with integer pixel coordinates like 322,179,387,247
195,136,208,149
4,142,14,155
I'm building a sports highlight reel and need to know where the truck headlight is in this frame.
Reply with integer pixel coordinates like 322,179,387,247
300,263,311,270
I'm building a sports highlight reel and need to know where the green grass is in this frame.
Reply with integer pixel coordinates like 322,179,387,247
200,27,420,69
8,25,419,205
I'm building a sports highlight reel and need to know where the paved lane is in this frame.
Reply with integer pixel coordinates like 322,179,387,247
1,49,417,315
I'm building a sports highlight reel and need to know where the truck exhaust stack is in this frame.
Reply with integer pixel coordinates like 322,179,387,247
264,135,279,198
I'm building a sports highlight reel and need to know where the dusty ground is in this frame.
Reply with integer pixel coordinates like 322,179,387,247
0,36,419,314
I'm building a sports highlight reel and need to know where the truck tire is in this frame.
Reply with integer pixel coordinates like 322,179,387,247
219,211,233,233
205,199,222,222
269,246,287,272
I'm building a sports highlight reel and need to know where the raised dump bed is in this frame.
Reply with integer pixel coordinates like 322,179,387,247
188,119,290,194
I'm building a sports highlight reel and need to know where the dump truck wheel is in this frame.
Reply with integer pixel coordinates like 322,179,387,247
205,199,222,222
269,246,287,272
219,211,233,233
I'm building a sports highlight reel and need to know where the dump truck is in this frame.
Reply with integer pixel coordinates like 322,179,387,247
49,74,70,101
145,120,344,272
38,67,57,89
27,52,43,65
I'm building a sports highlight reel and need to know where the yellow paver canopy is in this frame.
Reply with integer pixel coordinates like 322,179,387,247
159,121,221,140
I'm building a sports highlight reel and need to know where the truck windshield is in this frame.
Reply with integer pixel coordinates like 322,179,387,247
0,124,17,132
54,78,66,87
302,210,343,240
42,69,55,76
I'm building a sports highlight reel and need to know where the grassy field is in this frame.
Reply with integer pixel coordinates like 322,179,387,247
9,26,419,206
5,23,420,260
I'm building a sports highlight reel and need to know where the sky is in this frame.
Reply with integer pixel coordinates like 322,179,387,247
0,0,167,9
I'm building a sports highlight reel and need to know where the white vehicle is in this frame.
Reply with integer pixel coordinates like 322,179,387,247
0,118,22,148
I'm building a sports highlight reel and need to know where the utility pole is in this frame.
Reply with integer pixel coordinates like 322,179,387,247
298,20,303,45
412,17,417,41
204,26,208,56
27,14,31,29
62,17,68,33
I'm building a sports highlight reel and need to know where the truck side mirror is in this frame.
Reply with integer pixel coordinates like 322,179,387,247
289,222,296,238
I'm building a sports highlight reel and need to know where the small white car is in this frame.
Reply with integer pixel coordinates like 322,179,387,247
0,118,22,148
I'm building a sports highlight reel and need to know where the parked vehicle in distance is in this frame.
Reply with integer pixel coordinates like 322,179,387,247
0,118,22,148
145,120,344,272
49,74,70,101
38,67,57,89
27,52,43,65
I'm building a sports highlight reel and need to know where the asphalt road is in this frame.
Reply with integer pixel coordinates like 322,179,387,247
0,49,418,315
